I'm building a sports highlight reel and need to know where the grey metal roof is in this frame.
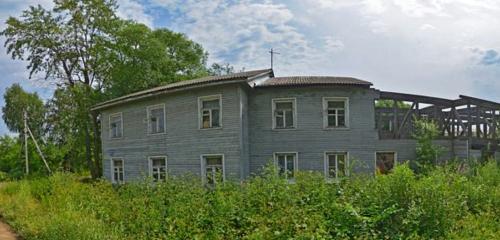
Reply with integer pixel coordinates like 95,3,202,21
92,69,273,111
256,76,372,87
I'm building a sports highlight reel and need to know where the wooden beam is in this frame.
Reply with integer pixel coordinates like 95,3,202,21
379,91,454,106
397,102,416,138
459,95,500,110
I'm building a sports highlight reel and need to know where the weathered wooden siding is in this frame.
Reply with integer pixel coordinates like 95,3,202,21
246,87,469,175
101,84,244,182
100,84,470,182
247,87,380,174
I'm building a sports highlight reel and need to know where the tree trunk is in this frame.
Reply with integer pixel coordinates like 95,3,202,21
84,119,98,178
91,112,103,177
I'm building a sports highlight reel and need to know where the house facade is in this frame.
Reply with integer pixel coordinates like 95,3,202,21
92,69,499,184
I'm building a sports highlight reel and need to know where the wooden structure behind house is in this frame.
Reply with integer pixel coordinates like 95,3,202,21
92,69,500,183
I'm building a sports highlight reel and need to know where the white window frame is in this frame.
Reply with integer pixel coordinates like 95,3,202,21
324,151,349,180
198,95,223,129
200,154,225,184
272,98,297,130
147,104,166,135
109,112,123,139
111,157,125,184
273,152,298,179
148,156,168,181
323,97,349,129
375,151,397,175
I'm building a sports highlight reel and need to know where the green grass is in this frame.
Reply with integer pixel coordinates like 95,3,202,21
0,162,498,239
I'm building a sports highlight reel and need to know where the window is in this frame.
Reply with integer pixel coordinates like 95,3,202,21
376,152,397,175
149,156,167,181
199,95,222,129
272,98,296,129
111,158,124,184
325,152,349,179
147,104,166,134
274,152,298,179
323,97,349,128
201,155,224,185
109,113,123,138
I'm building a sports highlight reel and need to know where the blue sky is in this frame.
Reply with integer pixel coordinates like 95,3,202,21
1,0,500,135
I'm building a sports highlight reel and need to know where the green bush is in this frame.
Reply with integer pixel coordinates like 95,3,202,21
0,161,498,239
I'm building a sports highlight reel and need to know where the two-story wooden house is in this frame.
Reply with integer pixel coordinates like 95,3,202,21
92,69,500,184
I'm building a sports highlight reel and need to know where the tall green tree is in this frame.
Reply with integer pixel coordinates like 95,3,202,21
2,84,45,138
103,22,208,98
1,0,121,178
2,0,211,177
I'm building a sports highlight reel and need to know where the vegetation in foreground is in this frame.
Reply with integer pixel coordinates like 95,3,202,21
0,161,498,240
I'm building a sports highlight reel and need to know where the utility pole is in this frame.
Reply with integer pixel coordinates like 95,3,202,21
24,109,29,175
269,48,280,69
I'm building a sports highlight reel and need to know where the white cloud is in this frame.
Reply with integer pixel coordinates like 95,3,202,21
323,37,344,52
116,0,154,27
151,0,319,74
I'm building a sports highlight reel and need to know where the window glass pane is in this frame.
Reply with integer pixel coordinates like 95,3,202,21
286,157,294,178
206,156,222,166
150,108,165,133
204,156,223,185
338,116,345,127
376,153,395,175
110,115,122,137
203,99,220,109
337,155,346,177
113,160,122,167
277,157,286,175
337,110,345,115
202,111,210,128
212,109,220,127
275,111,284,128
328,115,336,127
285,110,294,127
328,101,345,109
276,102,293,110
327,109,336,115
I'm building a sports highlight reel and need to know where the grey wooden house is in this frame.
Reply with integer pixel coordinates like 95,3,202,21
91,69,500,184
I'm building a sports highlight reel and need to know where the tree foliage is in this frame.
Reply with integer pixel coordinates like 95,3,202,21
413,117,443,172
2,84,45,138
103,23,208,98
1,0,212,177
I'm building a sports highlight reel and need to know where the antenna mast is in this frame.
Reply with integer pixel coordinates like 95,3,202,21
269,48,280,69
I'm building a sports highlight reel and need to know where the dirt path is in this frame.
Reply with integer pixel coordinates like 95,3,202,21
0,220,18,240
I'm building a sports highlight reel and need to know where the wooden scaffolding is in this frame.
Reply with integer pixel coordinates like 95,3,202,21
375,91,500,153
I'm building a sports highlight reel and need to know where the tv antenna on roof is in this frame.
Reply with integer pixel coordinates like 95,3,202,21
269,48,280,69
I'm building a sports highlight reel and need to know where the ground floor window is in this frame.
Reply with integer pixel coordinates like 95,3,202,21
201,155,224,185
274,152,298,179
149,156,167,181
111,158,124,184
325,152,348,179
376,152,397,175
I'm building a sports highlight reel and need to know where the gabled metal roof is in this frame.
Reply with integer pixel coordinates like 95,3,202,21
255,76,372,88
92,69,273,111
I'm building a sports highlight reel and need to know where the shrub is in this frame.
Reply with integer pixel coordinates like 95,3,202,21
0,161,498,239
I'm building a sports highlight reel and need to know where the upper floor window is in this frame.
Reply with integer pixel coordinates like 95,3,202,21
323,97,349,128
199,95,222,129
149,156,167,181
274,152,298,179
376,151,397,175
111,158,124,184
272,98,296,129
325,152,349,179
147,104,166,134
201,154,224,186
109,113,123,138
